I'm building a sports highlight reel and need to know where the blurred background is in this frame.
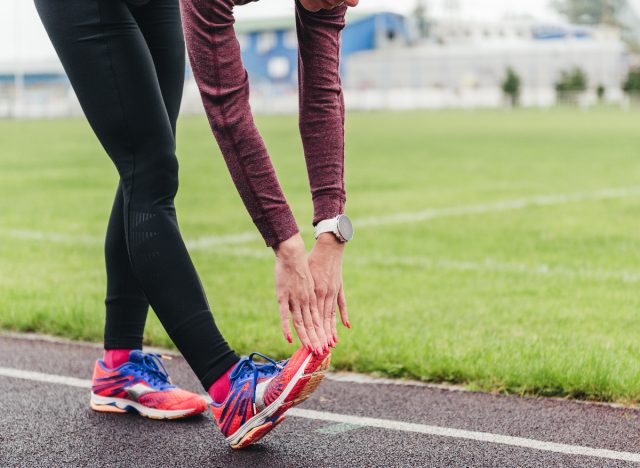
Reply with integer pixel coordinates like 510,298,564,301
2,0,640,117
2,0,640,403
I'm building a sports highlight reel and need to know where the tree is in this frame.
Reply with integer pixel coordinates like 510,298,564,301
596,83,606,101
622,68,640,95
555,68,588,103
551,0,624,26
501,68,521,107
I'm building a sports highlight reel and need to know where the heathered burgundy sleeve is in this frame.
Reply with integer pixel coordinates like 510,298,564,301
180,0,299,247
296,2,347,225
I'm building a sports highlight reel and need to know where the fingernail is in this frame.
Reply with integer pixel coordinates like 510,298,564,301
287,334,293,344
346,321,351,329
334,335,339,343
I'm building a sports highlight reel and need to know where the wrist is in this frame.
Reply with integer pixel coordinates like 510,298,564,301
274,233,305,258
316,232,345,249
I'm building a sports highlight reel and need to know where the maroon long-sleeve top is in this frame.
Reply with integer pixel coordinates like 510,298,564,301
181,0,347,247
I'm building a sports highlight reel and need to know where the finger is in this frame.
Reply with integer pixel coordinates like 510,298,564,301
331,307,338,343
344,0,359,7
314,291,328,347
323,289,336,347
338,284,350,329
278,297,292,343
291,303,312,350
309,292,329,352
301,299,324,354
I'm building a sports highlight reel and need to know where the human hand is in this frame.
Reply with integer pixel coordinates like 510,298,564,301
274,234,329,354
298,0,359,13
308,233,350,347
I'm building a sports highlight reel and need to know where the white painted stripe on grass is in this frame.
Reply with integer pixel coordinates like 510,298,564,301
288,408,640,463
4,186,640,250
212,246,640,285
357,186,640,228
0,229,102,245
360,255,640,284
2,366,640,463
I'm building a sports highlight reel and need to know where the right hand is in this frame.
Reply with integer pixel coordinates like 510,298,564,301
274,234,329,354
299,0,359,13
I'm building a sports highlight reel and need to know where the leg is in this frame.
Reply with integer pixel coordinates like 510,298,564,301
295,1,347,224
103,0,187,351
180,0,299,247
34,0,238,388
104,182,149,350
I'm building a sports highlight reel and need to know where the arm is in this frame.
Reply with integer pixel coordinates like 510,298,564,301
295,1,353,345
181,0,329,353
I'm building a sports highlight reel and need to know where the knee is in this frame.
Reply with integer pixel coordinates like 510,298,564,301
133,153,180,204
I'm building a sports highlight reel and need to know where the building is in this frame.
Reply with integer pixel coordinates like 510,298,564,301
344,19,630,109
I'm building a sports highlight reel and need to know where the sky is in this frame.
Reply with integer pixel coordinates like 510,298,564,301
0,0,562,64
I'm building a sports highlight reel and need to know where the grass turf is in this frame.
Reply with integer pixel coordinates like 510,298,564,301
2,108,640,403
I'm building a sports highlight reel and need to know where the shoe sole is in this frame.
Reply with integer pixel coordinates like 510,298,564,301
229,352,331,449
90,393,205,420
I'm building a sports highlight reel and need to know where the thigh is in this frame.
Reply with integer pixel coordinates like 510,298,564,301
34,0,175,178
129,0,185,133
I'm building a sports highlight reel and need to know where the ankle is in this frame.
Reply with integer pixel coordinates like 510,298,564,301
103,349,134,369
208,364,236,404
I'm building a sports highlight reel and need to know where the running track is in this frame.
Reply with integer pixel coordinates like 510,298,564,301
2,334,640,467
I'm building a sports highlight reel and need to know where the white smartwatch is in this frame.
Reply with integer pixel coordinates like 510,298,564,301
314,214,354,243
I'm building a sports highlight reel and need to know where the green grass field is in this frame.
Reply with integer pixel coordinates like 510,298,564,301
2,108,640,403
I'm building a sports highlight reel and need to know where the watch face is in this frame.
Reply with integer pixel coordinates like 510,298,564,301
337,215,354,241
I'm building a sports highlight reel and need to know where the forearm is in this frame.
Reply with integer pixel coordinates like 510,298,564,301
181,0,298,246
296,1,348,225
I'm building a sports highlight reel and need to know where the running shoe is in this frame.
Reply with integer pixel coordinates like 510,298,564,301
211,347,330,449
90,350,208,420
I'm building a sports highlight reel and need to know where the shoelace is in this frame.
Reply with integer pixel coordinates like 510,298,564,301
136,353,172,389
230,352,283,402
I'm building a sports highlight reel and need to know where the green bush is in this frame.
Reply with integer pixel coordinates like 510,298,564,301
501,68,521,107
622,69,640,95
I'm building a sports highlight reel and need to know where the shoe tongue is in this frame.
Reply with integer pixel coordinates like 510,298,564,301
128,350,146,364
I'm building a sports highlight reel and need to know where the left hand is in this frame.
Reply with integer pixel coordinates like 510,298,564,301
308,233,350,346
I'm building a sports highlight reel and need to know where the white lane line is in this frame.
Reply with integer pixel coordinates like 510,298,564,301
3,186,640,250
288,408,640,463
0,367,91,389
2,366,640,463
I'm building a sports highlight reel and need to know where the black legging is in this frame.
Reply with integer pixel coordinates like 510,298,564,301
34,0,239,388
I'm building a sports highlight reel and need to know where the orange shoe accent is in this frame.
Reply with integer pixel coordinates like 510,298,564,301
231,416,286,450
90,401,127,413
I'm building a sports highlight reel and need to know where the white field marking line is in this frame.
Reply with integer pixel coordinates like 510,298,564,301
3,185,640,250
210,245,640,285
357,186,640,228
360,255,640,284
2,366,640,463
0,228,103,245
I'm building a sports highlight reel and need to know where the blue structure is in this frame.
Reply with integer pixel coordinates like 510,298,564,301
234,12,411,88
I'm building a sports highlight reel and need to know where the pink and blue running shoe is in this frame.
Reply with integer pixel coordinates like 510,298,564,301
90,350,207,420
211,346,331,449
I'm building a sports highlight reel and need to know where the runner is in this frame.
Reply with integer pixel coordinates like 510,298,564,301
34,0,354,448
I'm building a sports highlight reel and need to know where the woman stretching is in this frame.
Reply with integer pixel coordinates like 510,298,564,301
35,0,355,448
